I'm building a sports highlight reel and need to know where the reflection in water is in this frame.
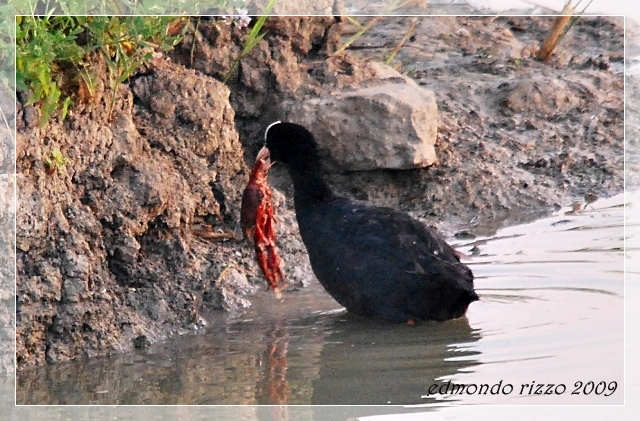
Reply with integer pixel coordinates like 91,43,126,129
259,324,291,421
16,192,627,407
17,299,481,405
311,316,480,405
261,326,290,405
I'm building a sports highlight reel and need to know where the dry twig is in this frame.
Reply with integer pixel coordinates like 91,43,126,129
536,0,593,62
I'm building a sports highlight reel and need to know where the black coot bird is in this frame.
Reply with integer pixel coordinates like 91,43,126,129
263,122,478,322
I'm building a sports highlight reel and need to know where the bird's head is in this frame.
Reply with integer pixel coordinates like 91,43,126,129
263,121,320,167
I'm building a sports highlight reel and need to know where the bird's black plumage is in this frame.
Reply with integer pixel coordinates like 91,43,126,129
265,122,478,322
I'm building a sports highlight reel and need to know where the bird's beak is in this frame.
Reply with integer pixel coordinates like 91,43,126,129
256,146,272,164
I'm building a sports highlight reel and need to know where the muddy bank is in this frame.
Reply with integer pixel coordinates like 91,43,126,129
15,15,624,368
323,16,624,231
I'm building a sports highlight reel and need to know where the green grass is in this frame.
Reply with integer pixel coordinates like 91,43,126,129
7,0,289,127
10,0,242,16
8,0,249,127
16,15,85,126
44,148,71,175
16,15,186,126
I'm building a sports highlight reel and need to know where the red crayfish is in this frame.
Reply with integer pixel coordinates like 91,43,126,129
241,144,286,298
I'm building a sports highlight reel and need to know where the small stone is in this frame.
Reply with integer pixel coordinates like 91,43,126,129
133,335,151,349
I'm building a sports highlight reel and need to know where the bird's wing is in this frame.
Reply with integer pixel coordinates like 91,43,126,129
324,199,474,291
327,200,452,258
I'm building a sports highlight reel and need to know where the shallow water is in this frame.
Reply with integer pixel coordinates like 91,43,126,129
16,191,627,407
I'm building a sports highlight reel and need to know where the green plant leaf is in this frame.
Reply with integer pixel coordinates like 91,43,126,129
60,96,72,121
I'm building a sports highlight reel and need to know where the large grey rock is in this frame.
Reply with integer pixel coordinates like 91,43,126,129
283,67,439,172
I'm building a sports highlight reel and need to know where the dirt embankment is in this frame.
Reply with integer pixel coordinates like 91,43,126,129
327,16,624,230
15,15,624,368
